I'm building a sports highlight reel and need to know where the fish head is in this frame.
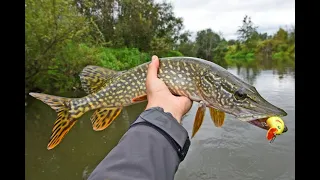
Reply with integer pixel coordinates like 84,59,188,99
199,69,288,132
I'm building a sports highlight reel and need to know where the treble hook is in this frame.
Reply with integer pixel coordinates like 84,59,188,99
269,135,276,143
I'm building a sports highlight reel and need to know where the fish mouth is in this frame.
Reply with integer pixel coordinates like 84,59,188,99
234,100,288,132
247,117,288,133
248,117,270,130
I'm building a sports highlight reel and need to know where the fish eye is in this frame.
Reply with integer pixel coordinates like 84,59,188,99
234,88,247,100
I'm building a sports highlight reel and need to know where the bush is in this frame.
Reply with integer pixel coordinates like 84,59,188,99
28,42,152,93
165,50,184,57
31,42,102,93
99,48,150,70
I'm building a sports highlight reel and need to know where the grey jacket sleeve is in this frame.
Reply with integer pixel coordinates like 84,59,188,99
87,107,190,180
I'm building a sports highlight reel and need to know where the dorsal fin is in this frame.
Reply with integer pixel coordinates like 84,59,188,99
79,65,121,94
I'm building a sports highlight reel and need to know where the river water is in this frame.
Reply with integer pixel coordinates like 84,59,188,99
25,66,295,180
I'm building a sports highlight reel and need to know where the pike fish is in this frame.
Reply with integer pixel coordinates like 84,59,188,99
29,57,288,150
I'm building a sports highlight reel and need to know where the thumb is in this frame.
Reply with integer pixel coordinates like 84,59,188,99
147,55,160,81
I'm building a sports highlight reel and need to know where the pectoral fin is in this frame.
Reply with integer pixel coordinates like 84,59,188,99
131,94,148,103
91,107,122,131
191,101,206,138
209,107,225,127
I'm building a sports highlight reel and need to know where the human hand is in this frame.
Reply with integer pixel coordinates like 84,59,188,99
145,55,193,123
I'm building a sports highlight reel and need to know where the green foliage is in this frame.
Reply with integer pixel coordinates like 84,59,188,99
98,48,150,71
26,0,186,93
165,50,184,57
26,0,295,95
195,29,222,61
288,44,295,56
31,42,102,93
25,0,97,93
150,37,172,57
272,52,292,62
237,15,258,43
273,28,288,41
29,42,151,93
177,41,199,57
223,16,294,67
75,0,184,52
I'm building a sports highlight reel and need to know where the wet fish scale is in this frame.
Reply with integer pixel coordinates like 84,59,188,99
71,59,203,117
29,57,288,150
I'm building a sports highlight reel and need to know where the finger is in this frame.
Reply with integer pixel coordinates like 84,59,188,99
146,55,160,81
178,96,193,105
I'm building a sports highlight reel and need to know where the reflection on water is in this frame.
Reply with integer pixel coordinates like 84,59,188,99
25,62,295,180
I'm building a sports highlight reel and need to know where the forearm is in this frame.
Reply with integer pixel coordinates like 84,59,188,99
87,107,190,180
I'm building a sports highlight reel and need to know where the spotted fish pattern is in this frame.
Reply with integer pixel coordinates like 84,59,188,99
29,57,287,150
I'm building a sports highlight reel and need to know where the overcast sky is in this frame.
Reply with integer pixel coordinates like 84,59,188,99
162,0,295,40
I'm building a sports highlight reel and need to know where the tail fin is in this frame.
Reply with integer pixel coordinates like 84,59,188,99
29,92,77,150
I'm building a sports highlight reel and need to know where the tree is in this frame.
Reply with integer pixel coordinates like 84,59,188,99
113,0,157,51
177,42,198,57
177,30,192,44
228,39,236,45
25,0,95,92
74,0,117,44
74,0,184,52
259,32,268,40
237,15,258,43
155,2,184,44
274,28,288,42
213,40,228,65
288,25,295,44
195,29,222,61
